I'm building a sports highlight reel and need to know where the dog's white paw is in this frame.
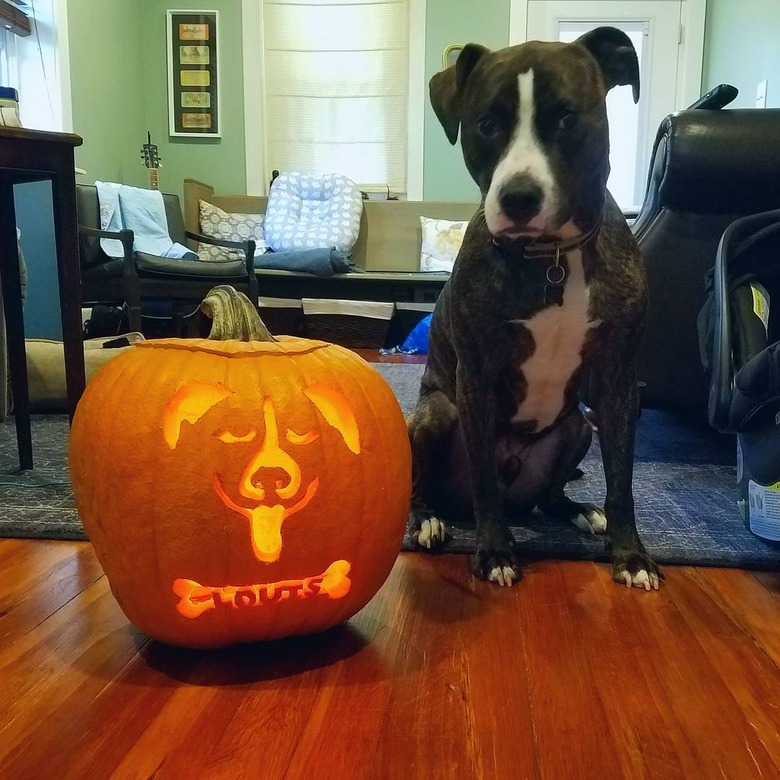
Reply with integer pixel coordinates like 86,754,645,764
488,565,518,587
619,568,660,591
571,507,607,535
417,516,446,549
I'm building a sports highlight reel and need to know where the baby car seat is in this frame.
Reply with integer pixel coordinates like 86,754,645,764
699,209,780,539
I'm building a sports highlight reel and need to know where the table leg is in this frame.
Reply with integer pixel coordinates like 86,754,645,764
0,181,32,469
50,171,86,421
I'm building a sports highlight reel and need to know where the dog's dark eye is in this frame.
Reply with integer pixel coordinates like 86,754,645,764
558,111,579,132
477,117,500,138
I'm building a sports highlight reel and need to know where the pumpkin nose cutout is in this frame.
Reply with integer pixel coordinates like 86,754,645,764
240,398,301,502
251,465,294,496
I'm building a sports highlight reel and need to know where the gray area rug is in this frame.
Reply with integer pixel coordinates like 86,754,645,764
1,362,778,569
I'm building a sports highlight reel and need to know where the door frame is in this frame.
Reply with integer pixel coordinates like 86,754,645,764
508,0,707,110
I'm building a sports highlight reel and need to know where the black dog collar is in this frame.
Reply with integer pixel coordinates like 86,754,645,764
492,217,603,307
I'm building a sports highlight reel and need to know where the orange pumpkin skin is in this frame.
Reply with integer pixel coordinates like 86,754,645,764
69,337,411,648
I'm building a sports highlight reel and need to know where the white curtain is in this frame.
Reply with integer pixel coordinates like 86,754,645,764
263,0,409,191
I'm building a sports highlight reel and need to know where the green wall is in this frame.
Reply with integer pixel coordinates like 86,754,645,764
67,0,246,201
71,1,780,204
140,0,247,202
423,0,511,201
67,0,147,187
703,0,780,109
67,0,511,203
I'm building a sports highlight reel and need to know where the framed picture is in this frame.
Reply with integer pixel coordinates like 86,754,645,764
167,10,220,137
443,44,464,70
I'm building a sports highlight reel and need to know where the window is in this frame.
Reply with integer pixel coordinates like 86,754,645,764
262,0,410,192
0,0,66,131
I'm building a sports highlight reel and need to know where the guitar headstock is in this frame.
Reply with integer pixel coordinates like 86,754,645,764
140,131,161,189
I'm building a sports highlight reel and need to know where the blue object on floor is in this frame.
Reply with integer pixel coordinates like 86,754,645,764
401,313,432,354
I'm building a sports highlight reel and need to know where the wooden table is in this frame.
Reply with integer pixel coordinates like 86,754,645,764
0,126,85,469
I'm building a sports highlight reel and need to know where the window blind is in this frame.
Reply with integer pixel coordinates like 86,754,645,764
263,0,409,191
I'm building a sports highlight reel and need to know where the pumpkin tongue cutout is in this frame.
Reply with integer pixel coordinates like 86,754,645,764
212,475,320,563
247,505,285,563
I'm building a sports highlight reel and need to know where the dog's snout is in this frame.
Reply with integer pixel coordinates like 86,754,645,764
498,174,543,223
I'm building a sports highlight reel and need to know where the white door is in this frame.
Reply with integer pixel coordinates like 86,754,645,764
523,1,703,211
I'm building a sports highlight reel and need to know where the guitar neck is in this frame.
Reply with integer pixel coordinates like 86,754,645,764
148,168,159,190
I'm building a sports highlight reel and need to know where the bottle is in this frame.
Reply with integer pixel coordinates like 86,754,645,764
0,87,22,128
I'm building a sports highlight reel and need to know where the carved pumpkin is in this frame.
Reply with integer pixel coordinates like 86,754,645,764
69,287,411,648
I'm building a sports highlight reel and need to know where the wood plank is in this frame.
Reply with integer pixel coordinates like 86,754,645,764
668,568,780,770
2,538,780,778
518,560,780,779
373,555,538,779
605,565,779,778
688,568,780,668
0,539,79,600
0,577,149,771
124,589,394,779
0,540,103,651
519,560,648,779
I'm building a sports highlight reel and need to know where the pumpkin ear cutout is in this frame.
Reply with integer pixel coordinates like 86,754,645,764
304,384,361,455
163,381,233,449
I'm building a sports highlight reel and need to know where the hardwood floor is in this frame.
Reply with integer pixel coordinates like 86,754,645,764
2,538,780,779
3,351,779,778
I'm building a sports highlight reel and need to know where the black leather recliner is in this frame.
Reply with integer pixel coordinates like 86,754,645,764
76,184,259,335
632,108,780,414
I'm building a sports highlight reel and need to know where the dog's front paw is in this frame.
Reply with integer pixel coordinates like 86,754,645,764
471,545,521,587
571,504,607,535
409,511,447,551
612,550,663,591
418,516,447,549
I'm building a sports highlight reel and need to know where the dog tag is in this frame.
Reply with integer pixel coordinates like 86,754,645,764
544,255,565,307
545,284,564,307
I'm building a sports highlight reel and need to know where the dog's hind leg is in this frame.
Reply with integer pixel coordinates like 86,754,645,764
535,410,607,535
407,390,458,550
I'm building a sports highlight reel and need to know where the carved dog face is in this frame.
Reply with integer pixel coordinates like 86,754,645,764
163,381,360,563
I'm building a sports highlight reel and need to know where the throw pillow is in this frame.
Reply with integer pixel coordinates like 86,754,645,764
264,172,363,254
198,200,269,262
419,216,468,273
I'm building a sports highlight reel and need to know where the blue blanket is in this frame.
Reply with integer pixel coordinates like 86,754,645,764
254,247,351,276
255,247,351,276
95,182,197,260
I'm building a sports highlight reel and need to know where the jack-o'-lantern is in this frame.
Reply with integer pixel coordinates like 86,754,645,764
69,287,411,648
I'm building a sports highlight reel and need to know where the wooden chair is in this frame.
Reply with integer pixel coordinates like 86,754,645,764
75,184,258,335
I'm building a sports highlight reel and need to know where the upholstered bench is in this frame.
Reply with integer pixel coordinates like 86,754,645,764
183,178,478,304
183,178,478,346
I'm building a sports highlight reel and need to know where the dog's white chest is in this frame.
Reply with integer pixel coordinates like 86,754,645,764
511,252,598,431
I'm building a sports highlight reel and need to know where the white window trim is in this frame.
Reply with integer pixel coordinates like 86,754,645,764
241,0,425,199
55,0,73,132
509,0,707,109
406,0,425,200
242,0,265,195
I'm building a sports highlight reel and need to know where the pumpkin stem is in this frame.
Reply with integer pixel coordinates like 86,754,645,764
201,285,278,343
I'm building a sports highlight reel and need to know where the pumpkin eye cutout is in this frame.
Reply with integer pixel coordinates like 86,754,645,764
215,429,257,444
286,428,319,446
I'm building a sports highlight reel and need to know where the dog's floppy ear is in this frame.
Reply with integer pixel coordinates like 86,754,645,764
576,26,640,104
429,43,490,145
